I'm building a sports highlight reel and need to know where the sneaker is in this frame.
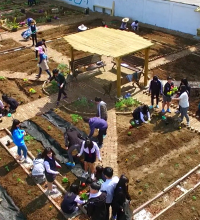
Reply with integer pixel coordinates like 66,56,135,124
98,144,103,149
66,162,75,167
56,101,59,106
49,189,58,194
19,156,24,161
186,122,190,126
155,105,159,108
62,95,67,100
161,109,165,113
167,108,171,113
82,172,88,178
45,184,57,189
35,75,41,78
24,159,30,164
103,135,107,139
135,120,139,124
149,105,153,109
175,110,180,114
113,216,117,220
91,173,95,180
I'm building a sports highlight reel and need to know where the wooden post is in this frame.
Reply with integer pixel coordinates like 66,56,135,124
144,47,150,87
111,1,115,16
69,45,74,72
116,57,121,98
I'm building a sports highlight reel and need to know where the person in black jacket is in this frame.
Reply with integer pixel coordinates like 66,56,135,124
132,105,151,125
87,182,107,220
162,76,174,113
61,184,85,214
2,94,19,113
30,20,37,46
149,76,162,109
112,175,131,220
48,69,67,106
64,127,84,167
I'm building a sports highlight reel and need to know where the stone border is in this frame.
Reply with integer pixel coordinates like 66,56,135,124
61,104,95,116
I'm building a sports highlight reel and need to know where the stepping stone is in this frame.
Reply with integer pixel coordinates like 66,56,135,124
0,135,13,146
9,146,33,169
134,209,153,220
44,188,62,199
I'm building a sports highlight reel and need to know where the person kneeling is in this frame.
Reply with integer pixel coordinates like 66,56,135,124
61,184,86,214
132,105,151,124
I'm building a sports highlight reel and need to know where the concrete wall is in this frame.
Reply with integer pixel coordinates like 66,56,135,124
65,0,200,35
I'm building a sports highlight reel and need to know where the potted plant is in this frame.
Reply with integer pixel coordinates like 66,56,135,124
11,17,19,32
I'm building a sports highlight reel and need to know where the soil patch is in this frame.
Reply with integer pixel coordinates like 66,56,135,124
150,54,200,81
157,186,200,220
0,142,66,220
0,38,22,51
117,114,200,210
0,49,58,74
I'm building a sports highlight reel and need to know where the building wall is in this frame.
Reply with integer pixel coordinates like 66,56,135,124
65,0,200,35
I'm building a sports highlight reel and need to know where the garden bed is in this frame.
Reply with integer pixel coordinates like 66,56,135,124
157,185,200,220
0,49,58,74
0,135,66,220
0,38,22,52
116,114,200,210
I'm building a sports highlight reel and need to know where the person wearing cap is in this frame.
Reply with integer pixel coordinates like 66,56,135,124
78,24,88,32
95,97,107,121
48,69,67,106
131,20,139,31
162,76,174,113
35,39,47,60
29,20,37,46
87,182,107,220
149,76,163,109
172,85,190,126
120,18,129,30
36,48,51,80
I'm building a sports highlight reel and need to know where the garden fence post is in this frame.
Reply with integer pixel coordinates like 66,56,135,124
144,47,150,87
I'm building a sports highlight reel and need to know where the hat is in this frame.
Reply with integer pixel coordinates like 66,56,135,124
167,76,172,80
78,24,87,31
122,17,129,22
35,46,44,54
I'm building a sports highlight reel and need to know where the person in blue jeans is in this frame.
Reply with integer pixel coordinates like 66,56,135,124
10,119,29,163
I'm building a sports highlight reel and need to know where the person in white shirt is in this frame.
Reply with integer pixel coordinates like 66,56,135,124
100,167,119,220
172,85,189,126
31,153,45,183
131,20,139,31
77,138,101,180
0,99,4,118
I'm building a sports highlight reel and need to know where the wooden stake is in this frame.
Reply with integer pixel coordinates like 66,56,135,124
116,57,121,98
144,47,150,87
111,1,115,16
69,46,74,62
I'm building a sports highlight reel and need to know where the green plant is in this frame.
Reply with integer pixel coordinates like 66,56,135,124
13,173,16,177
37,149,41,153
175,163,179,169
17,178,23,183
57,63,69,76
62,177,68,183
29,88,36,94
27,190,31,194
24,135,34,143
80,192,89,200
48,126,51,131
23,78,28,82
5,166,9,172
0,76,6,81
144,183,149,189
192,196,197,201
115,97,139,111
70,114,82,124
11,17,19,29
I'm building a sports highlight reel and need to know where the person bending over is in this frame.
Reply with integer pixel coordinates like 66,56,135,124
132,105,151,124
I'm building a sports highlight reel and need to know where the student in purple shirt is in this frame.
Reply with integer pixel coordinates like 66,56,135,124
83,117,108,149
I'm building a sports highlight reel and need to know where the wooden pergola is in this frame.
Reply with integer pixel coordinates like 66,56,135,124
63,27,154,97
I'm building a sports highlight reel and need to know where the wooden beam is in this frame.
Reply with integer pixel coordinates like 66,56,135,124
69,45,74,62
116,57,122,98
111,1,115,16
144,47,150,87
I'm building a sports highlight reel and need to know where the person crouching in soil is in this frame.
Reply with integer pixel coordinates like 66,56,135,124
132,105,151,125
2,94,19,114
41,147,61,195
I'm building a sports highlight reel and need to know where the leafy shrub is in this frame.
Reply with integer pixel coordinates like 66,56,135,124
115,97,139,111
